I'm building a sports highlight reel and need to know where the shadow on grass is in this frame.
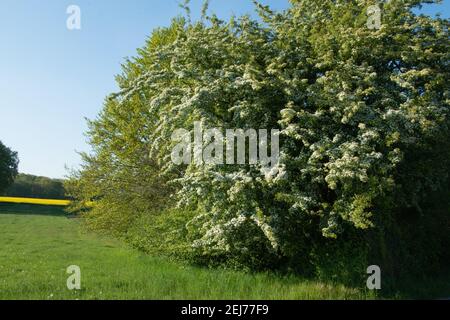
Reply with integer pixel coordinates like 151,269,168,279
279,268,450,299
378,273,450,300
0,203,68,216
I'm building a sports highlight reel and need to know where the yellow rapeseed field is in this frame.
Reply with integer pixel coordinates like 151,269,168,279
0,197,70,206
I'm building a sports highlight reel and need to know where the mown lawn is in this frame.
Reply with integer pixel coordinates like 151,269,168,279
0,203,377,300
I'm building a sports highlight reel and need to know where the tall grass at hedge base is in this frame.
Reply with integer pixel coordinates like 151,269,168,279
125,209,196,261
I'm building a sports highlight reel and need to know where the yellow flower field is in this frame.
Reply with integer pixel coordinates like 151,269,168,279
0,197,70,206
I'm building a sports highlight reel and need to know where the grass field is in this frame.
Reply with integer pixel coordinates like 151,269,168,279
0,203,448,300
0,203,376,300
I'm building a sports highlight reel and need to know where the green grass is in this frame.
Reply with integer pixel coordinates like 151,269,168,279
0,203,377,300
2,203,449,300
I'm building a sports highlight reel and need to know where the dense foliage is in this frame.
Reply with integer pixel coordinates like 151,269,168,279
3,174,67,199
0,140,19,194
67,0,450,284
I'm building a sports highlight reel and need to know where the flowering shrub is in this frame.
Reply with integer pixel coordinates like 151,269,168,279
67,0,450,278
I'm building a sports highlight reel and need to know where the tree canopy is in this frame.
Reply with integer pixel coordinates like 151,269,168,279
0,140,18,194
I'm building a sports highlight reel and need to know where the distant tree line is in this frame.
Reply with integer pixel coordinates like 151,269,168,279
3,173,67,200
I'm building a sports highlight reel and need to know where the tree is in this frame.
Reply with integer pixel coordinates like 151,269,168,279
0,140,19,194
4,174,66,199
69,0,450,281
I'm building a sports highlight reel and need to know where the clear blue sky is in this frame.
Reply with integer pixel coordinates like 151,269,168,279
0,0,448,179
